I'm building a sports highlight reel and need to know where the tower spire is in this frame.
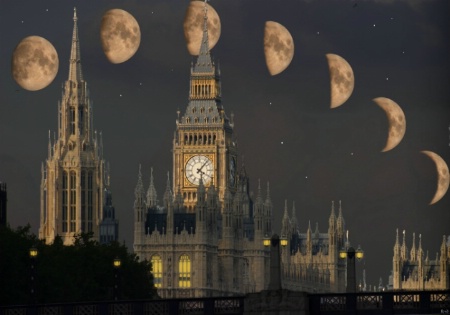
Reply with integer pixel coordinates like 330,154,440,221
194,0,213,72
69,7,83,82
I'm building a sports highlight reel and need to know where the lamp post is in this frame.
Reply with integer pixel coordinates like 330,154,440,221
263,234,288,290
113,257,121,300
339,245,364,293
29,247,38,304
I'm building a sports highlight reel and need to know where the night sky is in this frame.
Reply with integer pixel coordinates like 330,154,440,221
1,0,449,289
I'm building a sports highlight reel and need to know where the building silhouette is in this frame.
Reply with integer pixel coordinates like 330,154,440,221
392,229,449,290
39,8,118,245
0,182,6,227
133,4,348,297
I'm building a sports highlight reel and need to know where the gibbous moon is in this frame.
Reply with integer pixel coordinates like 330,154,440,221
11,36,59,91
421,150,449,205
184,1,221,55
264,21,294,76
326,53,354,108
100,9,141,64
373,97,406,152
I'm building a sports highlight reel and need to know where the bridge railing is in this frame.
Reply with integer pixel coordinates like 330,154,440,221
308,290,450,315
0,296,245,315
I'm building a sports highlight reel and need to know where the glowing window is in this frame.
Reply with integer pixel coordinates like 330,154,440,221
151,255,163,288
179,254,191,288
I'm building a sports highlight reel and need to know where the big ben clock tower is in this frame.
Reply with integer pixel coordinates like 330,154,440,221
172,6,237,212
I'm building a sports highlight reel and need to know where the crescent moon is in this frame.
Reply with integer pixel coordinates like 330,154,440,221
100,9,141,64
326,53,354,108
373,97,406,152
264,21,294,76
183,1,221,55
11,36,59,91
421,150,449,205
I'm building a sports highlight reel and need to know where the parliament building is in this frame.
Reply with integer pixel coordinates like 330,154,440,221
133,5,348,297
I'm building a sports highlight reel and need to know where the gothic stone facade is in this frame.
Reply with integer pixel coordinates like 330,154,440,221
39,9,118,245
393,230,450,290
133,7,348,297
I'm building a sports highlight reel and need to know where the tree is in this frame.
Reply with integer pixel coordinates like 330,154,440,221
0,226,157,305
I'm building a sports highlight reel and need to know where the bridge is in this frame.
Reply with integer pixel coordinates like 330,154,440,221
1,290,448,315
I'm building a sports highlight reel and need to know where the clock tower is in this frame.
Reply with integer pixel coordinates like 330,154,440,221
173,7,237,212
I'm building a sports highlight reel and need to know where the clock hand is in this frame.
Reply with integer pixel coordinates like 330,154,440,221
197,159,209,174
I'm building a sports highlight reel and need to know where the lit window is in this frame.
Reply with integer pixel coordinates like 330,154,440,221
179,254,191,288
151,255,163,288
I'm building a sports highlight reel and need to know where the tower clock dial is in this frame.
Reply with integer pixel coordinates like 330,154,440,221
185,155,213,185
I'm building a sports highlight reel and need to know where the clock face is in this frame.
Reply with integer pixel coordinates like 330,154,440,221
185,155,213,185
229,156,236,186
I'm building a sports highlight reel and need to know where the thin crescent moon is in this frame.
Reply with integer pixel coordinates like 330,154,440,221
326,53,354,108
373,97,406,152
421,151,449,205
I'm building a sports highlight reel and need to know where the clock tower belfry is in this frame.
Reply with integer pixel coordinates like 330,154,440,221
173,5,236,212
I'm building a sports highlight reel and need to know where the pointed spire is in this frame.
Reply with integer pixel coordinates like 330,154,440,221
395,228,399,246
134,164,145,197
48,130,52,158
410,233,416,261
256,179,263,202
283,200,289,220
291,201,298,228
194,0,213,72
163,171,172,208
265,181,271,204
146,167,158,207
68,7,83,82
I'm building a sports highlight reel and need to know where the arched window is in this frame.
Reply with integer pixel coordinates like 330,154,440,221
62,171,68,232
179,254,191,288
151,255,163,288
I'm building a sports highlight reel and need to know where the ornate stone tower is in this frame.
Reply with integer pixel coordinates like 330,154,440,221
172,4,237,211
39,9,108,245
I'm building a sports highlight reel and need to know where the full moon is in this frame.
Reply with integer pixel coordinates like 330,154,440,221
326,53,354,108
11,36,59,91
100,9,141,64
184,1,221,55
264,21,294,76
373,97,406,152
421,150,449,205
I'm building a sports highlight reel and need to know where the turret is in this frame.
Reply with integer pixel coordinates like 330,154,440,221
281,200,290,237
336,200,345,247
253,179,264,240
133,165,145,243
195,178,207,239
264,181,272,235
146,167,158,208
291,201,298,233
401,230,407,260
441,235,449,289
410,233,416,262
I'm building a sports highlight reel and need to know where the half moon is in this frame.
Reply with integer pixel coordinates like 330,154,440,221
264,21,294,76
100,9,141,64
326,53,354,108
11,36,59,91
373,97,406,152
183,1,221,55
421,150,449,205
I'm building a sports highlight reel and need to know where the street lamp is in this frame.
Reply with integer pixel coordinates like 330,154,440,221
29,247,38,304
113,257,121,300
339,246,364,293
263,234,288,290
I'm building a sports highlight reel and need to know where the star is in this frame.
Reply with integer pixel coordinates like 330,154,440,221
119,94,123,97
281,141,284,145
373,24,376,27
316,31,320,35
305,176,308,179
350,152,354,156
386,77,389,81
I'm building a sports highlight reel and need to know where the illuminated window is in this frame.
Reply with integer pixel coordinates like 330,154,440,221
179,254,191,288
151,255,163,288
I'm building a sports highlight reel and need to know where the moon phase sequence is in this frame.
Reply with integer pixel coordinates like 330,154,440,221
326,53,354,108
100,9,141,64
264,21,294,76
421,151,449,205
11,36,59,91
373,97,406,152
183,1,221,55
